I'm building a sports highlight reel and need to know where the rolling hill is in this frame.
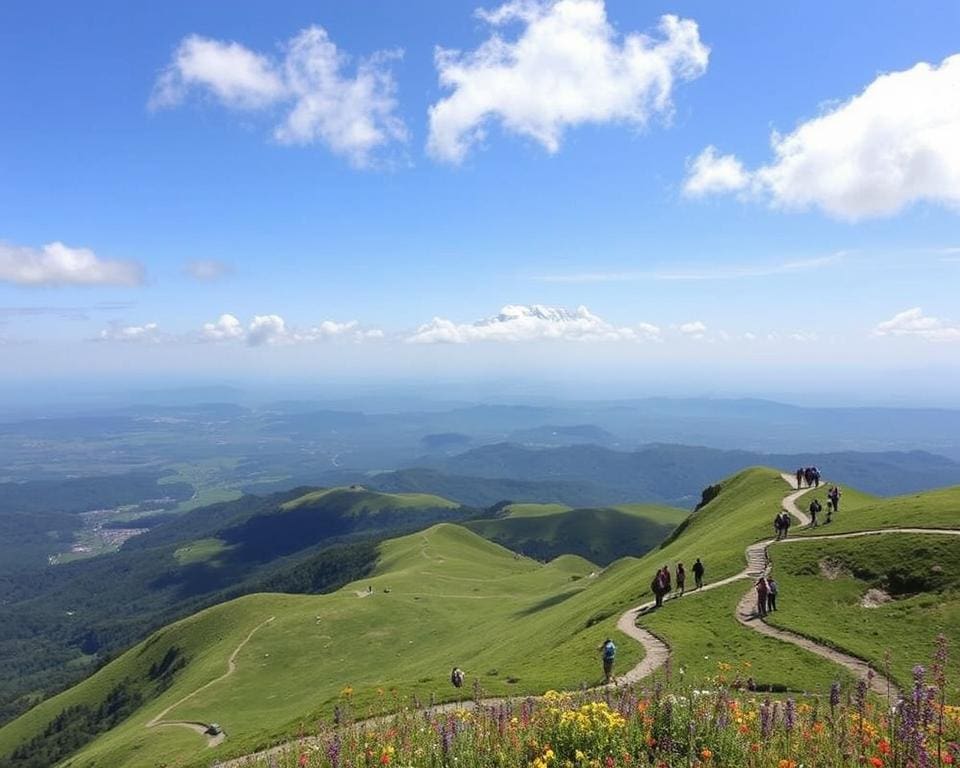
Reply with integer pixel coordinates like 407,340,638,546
0,486,471,727
3,467,959,768
465,502,688,565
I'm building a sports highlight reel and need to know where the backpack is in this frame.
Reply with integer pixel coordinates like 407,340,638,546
603,642,616,660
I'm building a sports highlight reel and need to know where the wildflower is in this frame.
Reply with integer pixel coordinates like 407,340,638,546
340,685,354,698
868,758,883,768
778,760,797,768
830,682,841,712
298,755,309,768
700,748,713,760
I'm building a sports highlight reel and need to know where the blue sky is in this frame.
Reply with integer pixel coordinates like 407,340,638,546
1,1,959,401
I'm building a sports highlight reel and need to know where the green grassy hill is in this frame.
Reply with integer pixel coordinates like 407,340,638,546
465,502,687,565
0,486,470,729
0,526,633,768
4,468,959,768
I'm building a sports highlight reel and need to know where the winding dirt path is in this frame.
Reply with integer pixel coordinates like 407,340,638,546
216,477,960,765
145,616,274,747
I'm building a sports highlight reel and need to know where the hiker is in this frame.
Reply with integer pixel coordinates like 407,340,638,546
676,563,686,596
773,512,784,540
795,468,803,490
693,558,705,589
755,577,769,618
451,667,465,688
829,486,841,513
651,571,664,608
781,511,791,539
813,467,821,488
662,565,672,595
599,638,616,683
808,498,820,527
766,577,778,612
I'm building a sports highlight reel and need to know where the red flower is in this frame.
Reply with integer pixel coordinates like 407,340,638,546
298,754,309,767
868,758,883,768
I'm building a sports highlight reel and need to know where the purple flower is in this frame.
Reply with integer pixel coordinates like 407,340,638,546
326,735,341,768
829,681,841,712
784,698,796,731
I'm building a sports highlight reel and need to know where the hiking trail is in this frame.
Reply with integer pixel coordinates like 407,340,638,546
145,616,274,747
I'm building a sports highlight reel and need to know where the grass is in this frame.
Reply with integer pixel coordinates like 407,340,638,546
173,537,228,565
280,487,460,512
503,502,573,517
465,503,687,566
640,580,857,693
792,483,960,535
765,532,960,701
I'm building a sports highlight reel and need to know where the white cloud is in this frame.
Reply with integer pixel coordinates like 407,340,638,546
406,304,659,343
788,331,819,343
427,2,709,163
0,241,143,286
678,320,707,338
151,26,406,166
184,259,232,282
874,307,960,342
199,314,383,346
685,53,960,220
246,314,291,346
201,313,245,341
98,322,161,343
683,145,749,196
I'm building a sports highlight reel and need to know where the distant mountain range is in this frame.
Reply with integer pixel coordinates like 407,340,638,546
406,443,960,506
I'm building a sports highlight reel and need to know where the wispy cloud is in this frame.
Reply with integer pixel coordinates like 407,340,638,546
535,254,840,284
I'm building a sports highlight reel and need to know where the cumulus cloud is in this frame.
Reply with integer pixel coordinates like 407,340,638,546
685,53,960,220
873,307,960,342
406,304,660,343
682,145,749,196
184,258,232,282
427,1,709,163
97,322,161,343
151,26,407,165
201,313,245,341
199,314,383,346
0,241,143,286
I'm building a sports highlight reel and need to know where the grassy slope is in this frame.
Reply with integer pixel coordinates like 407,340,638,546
465,503,687,566
12,526,635,768
765,533,960,701
280,488,459,512
504,503,573,518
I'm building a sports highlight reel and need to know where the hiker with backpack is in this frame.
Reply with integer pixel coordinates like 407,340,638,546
651,570,665,608
599,638,616,683
781,511,791,539
693,558,705,590
766,577,778,612
675,563,686,596
774,512,784,540
808,498,821,527
755,577,769,618
829,486,841,513
795,468,803,490
451,667,465,688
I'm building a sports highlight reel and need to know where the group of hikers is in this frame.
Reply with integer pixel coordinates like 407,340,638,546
806,485,842,526
753,575,779,617
795,466,821,488
650,558,705,607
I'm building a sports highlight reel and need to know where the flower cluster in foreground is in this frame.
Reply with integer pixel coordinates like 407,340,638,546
232,637,958,768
